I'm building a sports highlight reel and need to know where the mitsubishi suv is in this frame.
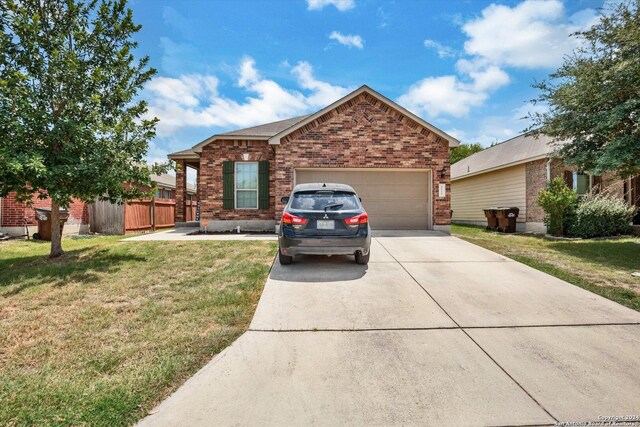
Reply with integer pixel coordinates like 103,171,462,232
278,183,371,265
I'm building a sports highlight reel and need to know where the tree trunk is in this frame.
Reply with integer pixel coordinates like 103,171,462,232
49,200,64,258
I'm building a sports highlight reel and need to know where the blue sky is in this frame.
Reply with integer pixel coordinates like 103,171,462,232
128,0,608,164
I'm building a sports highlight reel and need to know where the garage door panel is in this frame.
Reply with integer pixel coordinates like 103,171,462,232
296,169,431,230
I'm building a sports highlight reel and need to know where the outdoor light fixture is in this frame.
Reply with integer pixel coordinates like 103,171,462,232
440,167,446,178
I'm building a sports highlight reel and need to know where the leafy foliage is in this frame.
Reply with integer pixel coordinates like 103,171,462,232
529,0,640,177
568,193,637,238
450,143,484,164
0,0,168,255
536,177,578,236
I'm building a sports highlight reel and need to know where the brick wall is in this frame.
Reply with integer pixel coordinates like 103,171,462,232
188,92,452,227
1,193,89,227
525,159,548,222
275,93,451,226
198,140,275,221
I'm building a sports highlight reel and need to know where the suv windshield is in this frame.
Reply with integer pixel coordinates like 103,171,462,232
290,191,359,211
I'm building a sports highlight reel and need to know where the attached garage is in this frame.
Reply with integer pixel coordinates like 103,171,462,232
295,169,432,230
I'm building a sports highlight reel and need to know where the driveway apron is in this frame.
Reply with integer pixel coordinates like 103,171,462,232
139,231,640,427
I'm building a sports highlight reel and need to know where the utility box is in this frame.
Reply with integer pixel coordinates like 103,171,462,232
495,207,519,233
34,207,69,241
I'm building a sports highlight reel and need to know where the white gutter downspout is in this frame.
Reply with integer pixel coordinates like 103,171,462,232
546,159,552,182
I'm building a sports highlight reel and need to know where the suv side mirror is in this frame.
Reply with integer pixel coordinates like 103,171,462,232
280,196,290,204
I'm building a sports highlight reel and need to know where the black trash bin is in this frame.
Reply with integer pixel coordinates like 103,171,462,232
495,207,519,233
483,208,499,230
34,207,69,241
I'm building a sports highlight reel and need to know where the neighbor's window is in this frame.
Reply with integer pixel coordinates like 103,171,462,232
165,189,172,199
573,172,590,195
154,189,162,198
235,162,258,209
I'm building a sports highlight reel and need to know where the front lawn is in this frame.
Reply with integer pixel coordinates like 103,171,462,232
452,224,640,311
0,236,277,426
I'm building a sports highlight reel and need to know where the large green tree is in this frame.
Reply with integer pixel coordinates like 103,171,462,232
0,0,167,257
529,0,640,178
450,142,484,165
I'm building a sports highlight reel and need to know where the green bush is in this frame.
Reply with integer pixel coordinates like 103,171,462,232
537,177,578,236
568,193,637,238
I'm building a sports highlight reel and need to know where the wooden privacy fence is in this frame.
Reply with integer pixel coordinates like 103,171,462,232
90,198,177,235
124,199,175,233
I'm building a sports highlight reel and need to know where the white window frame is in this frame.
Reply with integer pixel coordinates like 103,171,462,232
235,162,259,210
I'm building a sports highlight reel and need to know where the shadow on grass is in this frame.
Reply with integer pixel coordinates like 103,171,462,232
0,245,147,297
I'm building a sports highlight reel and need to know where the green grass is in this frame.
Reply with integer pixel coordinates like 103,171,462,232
0,236,277,426
452,224,640,311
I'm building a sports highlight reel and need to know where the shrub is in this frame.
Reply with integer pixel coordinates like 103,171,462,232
537,177,578,236
568,193,637,238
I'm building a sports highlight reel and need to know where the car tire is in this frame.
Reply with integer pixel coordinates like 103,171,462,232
355,251,370,265
279,249,293,265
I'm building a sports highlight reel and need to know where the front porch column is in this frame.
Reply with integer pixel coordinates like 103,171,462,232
175,159,187,223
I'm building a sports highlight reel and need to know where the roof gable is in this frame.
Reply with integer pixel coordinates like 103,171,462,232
168,85,459,159
268,85,459,147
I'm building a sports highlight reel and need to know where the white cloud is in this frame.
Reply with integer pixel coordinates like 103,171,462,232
238,56,260,87
145,58,351,136
423,39,455,58
291,61,351,106
399,0,599,121
397,66,510,118
462,0,598,69
468,65,510,92
307,0,355,11
329,31,364,49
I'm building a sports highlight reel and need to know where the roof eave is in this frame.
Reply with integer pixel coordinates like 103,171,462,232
268,85,460,147
168,153,200,160
451,153,551,181
190,135,269,153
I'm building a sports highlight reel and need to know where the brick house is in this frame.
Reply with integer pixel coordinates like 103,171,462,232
169,86,459,232
0,194,89,237
451,132,640,233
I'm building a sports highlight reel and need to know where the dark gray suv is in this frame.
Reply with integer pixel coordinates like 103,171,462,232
278,183,371,265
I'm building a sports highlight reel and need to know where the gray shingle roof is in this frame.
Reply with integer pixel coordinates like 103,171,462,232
218,115,310,137
451,133,568,180
150,172,176,188
151,173,196,193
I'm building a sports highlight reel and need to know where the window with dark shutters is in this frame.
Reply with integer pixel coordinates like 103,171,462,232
222,161,235,209
258,161,269,210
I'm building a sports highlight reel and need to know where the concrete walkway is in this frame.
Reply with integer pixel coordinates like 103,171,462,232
139,232,640,426
121,227,277,241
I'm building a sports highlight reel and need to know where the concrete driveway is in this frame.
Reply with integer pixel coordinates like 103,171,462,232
139,231,640,426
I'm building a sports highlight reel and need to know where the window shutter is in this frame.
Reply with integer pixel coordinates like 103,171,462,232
592,175,602,193
258,161,270,210
222,161,235,209
563,170,573,189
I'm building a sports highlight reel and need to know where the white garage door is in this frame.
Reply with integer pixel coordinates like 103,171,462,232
295,169,432,230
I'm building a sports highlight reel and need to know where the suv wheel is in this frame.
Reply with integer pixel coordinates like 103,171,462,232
355,251,370,265
279,249,293,265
